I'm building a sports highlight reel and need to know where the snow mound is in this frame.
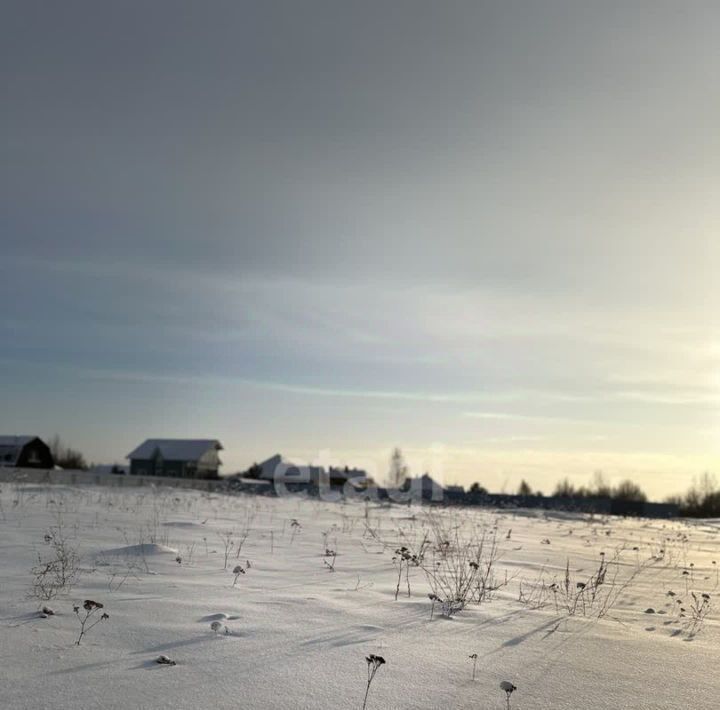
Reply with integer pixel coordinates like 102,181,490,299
200,612,241,622
101,543,178,557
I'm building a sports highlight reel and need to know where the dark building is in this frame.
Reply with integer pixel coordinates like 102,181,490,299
0,436,54,469
127,439,223,479
251,454,368,489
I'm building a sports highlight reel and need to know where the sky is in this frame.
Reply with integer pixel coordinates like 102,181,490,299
2,1,719,498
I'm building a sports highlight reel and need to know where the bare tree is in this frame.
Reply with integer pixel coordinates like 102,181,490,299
517,480,532,496
387,447,408,489
48,435,88,470
553,478,577,498
612,480,647,502
591,470,612,497
469,482,488,495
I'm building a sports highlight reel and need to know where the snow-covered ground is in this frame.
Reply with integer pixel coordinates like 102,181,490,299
1,483,719,709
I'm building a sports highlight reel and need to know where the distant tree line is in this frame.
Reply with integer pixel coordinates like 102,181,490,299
499,472,720,513
666,473,720,517
551,472,647,502
48,435,89,470
463,472,649,503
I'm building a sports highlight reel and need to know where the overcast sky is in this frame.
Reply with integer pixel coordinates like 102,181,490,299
2,1,719,497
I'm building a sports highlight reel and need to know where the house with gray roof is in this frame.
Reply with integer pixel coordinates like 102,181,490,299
127,439,223,479
250,453,368,489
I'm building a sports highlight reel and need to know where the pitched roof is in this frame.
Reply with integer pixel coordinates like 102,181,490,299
0,436,37,447
256,453,321,479
254,454,367,482
0,436,40,466
126,439,222,462
409,473,445,491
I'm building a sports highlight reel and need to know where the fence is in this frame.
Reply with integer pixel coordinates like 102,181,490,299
0,467,223,492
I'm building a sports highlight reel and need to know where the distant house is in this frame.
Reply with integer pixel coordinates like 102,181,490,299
406,473,445,501
250,454,368,489
327,466,369,489
444,484,465,502
251,454,322,485
127,439,223,479
0,436,54,469
445,484,465,495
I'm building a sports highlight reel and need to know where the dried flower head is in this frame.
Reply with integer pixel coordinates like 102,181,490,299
363,654,386,710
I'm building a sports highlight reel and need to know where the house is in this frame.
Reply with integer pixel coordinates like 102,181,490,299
251,454,323,486
0,436,54,469
406,473,445,501
127,439,223,479
250,454,368,489
444,484,465,503
327,466,369,488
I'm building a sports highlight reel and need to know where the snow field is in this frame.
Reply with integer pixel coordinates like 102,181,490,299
1,484,719,709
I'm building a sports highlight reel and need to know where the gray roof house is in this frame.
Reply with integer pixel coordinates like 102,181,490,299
252,454,322,483
127,439,223,479
251,453,368,489
406,473,446,501
0,436,54,469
